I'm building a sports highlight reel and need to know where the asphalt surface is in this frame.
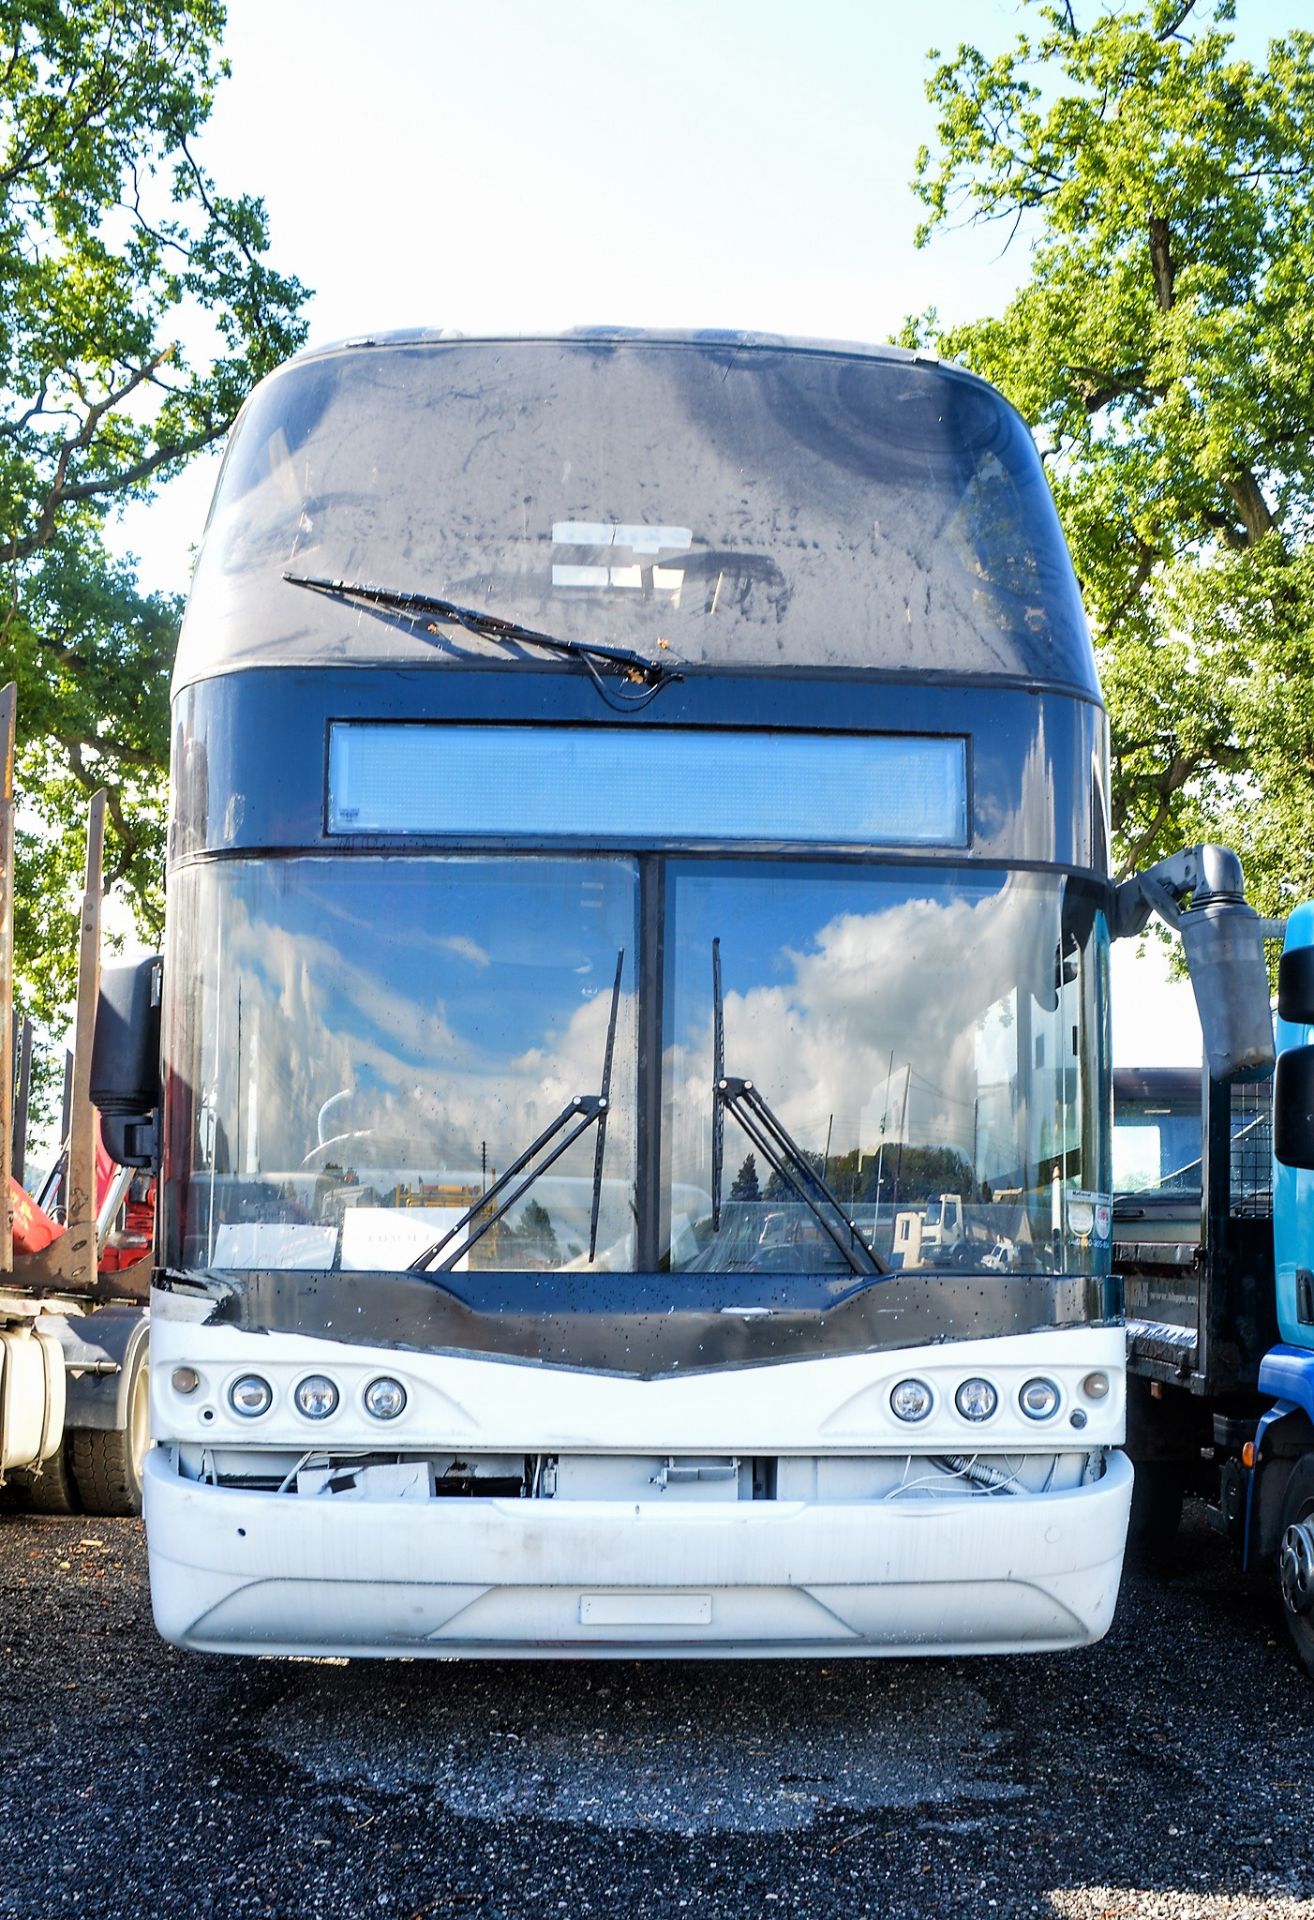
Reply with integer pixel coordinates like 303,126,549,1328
1,1506,1311,1920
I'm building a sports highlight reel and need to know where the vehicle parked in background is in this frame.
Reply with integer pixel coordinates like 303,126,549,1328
1115,914,1314,1676
1117,1064,1275,1528
891,1194,965,1268
0,686,151,1518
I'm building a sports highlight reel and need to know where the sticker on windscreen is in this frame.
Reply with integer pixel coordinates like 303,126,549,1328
1068,1190,1113,1242
551,522,692,592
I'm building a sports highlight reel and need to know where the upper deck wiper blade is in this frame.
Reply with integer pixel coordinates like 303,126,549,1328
283,571,682,711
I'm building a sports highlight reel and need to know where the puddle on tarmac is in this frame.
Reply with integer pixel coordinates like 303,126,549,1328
261,1661,1026,1834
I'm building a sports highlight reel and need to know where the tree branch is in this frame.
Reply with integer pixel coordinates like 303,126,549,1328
0,348,207,564
1155,1,1200,43
1224,469,1278,546
1096,541,1159,631
1148,216,1176,312
0,378,53,442
1064,362,1162,413
1202,507,1250,552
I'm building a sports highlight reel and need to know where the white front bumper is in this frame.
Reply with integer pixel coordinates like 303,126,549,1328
144,1444,1132,1660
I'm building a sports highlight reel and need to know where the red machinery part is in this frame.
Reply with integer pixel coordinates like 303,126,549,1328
9,1177,63,1254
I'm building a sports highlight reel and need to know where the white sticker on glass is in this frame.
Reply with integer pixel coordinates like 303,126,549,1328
551,522,692,591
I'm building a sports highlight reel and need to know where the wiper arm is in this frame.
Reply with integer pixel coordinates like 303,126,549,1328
284,572,682,712
407,950,625,1274
711,935,727,1231
715,1076,887,1277
710,937,886,1278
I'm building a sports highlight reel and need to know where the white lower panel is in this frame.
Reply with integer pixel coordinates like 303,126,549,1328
149,1313,1127,1458
144,1446,1132,1660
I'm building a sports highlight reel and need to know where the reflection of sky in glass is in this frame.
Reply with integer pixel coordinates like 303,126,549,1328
177,859,639,1263
663,862,1090,1216
257,860,631,1066
168,854,1106,1276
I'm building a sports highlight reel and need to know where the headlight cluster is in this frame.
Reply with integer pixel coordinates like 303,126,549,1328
888,1370,1111,1426
224,1373,408,1421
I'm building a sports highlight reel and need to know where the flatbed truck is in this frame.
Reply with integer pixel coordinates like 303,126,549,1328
1116,907,1314,1675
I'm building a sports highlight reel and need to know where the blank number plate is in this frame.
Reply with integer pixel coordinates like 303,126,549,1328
579,1592,713,1627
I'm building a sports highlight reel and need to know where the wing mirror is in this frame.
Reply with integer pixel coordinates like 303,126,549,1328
90,955,162,1168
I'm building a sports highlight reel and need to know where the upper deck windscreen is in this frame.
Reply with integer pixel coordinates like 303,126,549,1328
174,335,1098,694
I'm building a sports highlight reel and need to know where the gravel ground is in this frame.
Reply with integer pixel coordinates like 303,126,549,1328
0,1505,1311,1920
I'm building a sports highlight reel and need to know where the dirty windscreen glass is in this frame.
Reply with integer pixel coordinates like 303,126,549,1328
176,338,1094,689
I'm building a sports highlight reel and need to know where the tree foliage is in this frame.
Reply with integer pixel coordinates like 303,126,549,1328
905,0,1314,910
828,1144,972,1206
730,1153,761,1202
507,1198,560,1267
0,0,309,1018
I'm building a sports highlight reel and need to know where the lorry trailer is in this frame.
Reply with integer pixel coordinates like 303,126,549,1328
0,685,150,1517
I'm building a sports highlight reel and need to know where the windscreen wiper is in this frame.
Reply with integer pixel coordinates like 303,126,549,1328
284,572,682,712
710,937,886,1277
407,950,625,1275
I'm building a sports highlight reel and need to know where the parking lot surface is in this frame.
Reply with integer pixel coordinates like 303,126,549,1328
1,1507,1311,1919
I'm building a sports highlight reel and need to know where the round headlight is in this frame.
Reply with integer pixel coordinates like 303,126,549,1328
890,1378,933,1423
1082,1371,1111,1401
294,1374,339,1420
1019,1376,1061,1421
171,1366,201,1396
955,1377,998,1423
364,1376,407,1421
229,1374,273,1418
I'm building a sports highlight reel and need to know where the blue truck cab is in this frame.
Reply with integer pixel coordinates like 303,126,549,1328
1258,905,1314,1670
1272,902,1314,1344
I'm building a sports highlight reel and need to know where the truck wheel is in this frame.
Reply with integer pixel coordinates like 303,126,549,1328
1276,1454,1314,1678
69,1336,149,1517
15,1442,81,1515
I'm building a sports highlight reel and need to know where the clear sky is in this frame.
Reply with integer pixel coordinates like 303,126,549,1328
111,0,1306,1065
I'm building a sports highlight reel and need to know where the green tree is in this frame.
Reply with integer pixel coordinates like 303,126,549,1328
1,0,309,1018
729,1152,762,1202
509,1198,560,1267
763,1148,827,1203
905,1,1314,912
885,1145,973,1206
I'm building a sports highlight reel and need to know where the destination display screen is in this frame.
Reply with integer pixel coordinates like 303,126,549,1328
326,724,969,848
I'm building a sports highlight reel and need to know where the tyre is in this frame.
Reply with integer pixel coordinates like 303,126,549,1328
12,1441,81,1515
69,1333,149,1517
1276,1452,1314,1678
